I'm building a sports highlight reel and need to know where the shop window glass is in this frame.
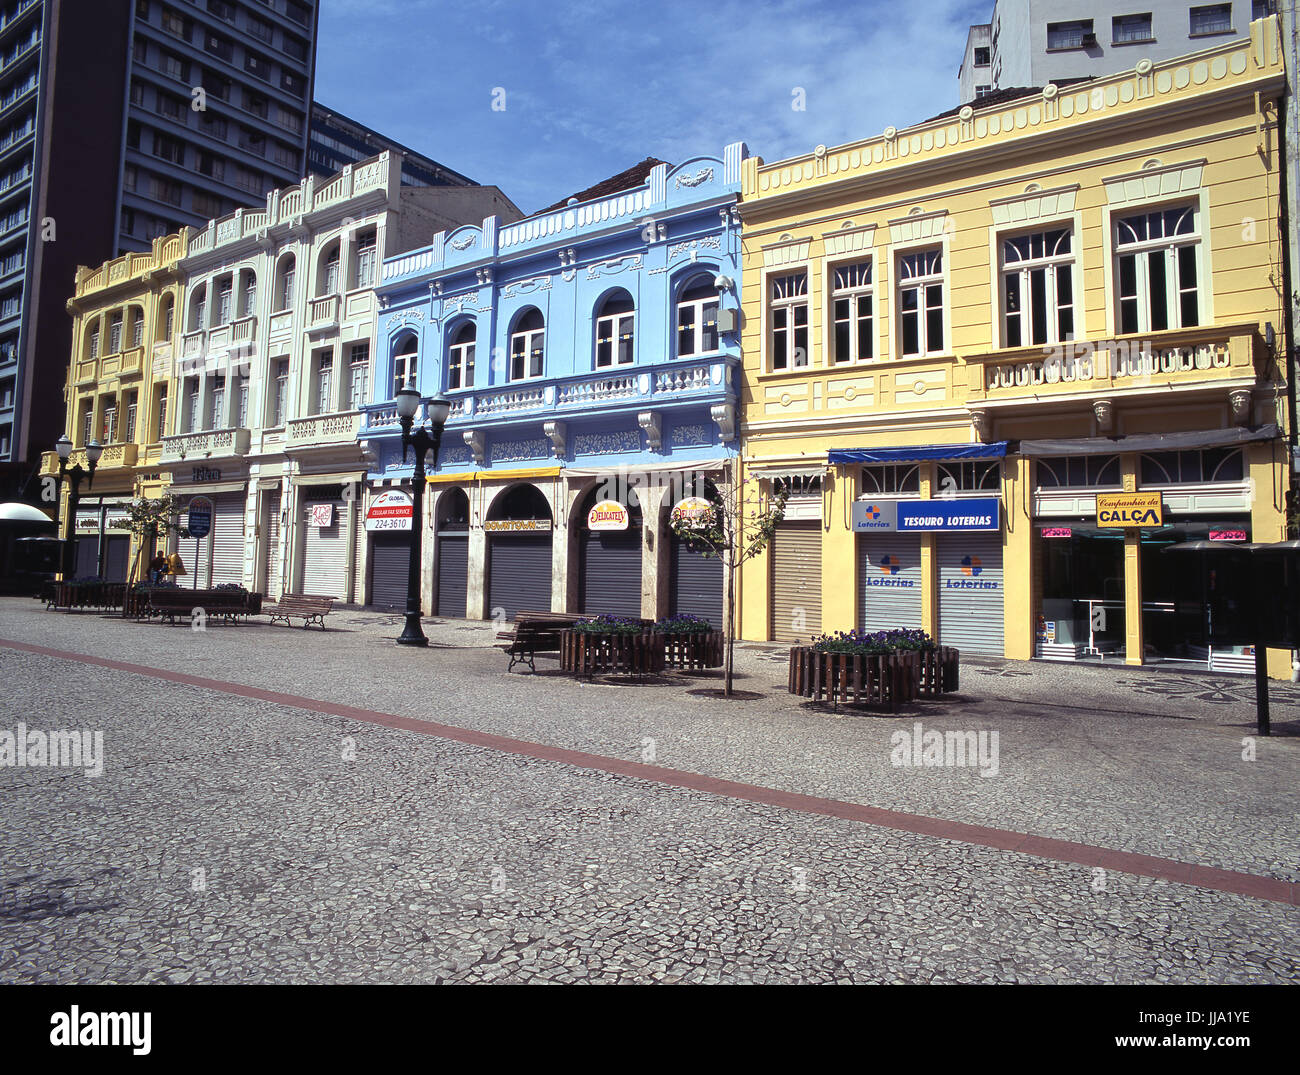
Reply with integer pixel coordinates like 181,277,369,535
860,464,920,495
1140,448,1244,485
1035,455,1121,488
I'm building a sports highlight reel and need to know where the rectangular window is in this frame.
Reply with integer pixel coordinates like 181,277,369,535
830,261,873,364
131,313,143,349
394,347,417,395
109,315,123,354
509,328,545,381
282,34,308,62
1112,13,1154,44
89,327,100,360
245,52,271,81
1115,205,1200,334
316,352,332,413
247,15,273,41
161,9,188,40
325,252,339,294
1190,4,1233,35
1047,19,1094,49
152,133,184,165
159,51,189,81
898,248,945,357
125,394,138,443
191,191,223,219
975,84,993,98
355,233,376,288
207,0,236,20
595,306,634,368
1001,229,1075,347
236,374,248,427
217,280,232,323
187,379,200,433
103,405,117,444
279,107,303,134
279,264,295,311
448,335,474,389
1253,1,1277,18
156,387,167,440
273,359,289,425
974,46,990,65
134,37,148,64
676,284,718,358
209,375,225,429
204,32,233,61
83,405,94,447
769,272,809,371
280,71,304,97
348,343,369,409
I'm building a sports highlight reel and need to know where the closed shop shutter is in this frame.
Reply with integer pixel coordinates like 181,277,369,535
73,512,100,578
301,499,347,598
369,531,409,611
435,534,468,618
857,533,923,633
103,535,130,582
670,535,723,627
937,532,1004,655
263,492,282,599
487,535,552,621
210,493,244,587
770,522,822,643
580,528,642,619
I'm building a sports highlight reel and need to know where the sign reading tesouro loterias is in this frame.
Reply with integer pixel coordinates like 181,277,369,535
853,498,1000,533
365,489,414,532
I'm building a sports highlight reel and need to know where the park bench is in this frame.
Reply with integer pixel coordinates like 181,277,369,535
498,610,582,672
144,588,261,625
262,593,335,630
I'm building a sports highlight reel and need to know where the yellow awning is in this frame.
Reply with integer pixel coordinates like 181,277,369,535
427,466,563,485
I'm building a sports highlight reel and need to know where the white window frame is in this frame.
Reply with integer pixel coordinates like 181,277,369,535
769,271,809,371
595,300,635,368
896,246,947,358
1112,203,1203,336
447,327,475,390
109,314,123,354
829,259,874,365
509,315,545,382
999,227,1077,349
217,278,233,324
209,375,225,429
272,359,289,426
675,280,719,359
315,352,333,414
348,342,368,410
393,343,417,396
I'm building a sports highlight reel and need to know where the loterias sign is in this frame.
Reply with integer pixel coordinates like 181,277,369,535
854,498,999,533
1097,492,1162,527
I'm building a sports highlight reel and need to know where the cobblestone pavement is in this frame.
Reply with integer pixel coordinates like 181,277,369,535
0,598,1296,983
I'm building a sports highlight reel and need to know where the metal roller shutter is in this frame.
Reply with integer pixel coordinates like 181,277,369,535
858,533,923,633
937,532,1004,655
670,535,723,627
210,494,245,587
301,499,347,598
263,493,282,599
580,528,642,618
487,535,552,621
435,534,468,618
770,522,821,643
73,528,100,579
180,526,209,587
103,536,130,582
369,531,409,611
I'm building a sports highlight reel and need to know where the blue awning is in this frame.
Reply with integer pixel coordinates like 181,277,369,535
828,442,1009,465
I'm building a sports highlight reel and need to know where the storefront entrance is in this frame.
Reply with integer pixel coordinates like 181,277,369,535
1036,525,1126,661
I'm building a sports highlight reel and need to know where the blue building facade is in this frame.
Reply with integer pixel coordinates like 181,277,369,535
357,143,749,623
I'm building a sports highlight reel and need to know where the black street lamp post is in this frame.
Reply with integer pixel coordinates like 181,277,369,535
394,387,451,647
55,434,102,579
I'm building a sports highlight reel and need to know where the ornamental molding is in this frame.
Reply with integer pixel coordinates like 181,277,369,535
670,422,709,448
637,411,662,453
821,222,876,258
586,255,643,279
667,236,722,263
573,429,641,456
543,420,567,457
438,293,490,320
450,233,476,251
1103,158,1206,208
492,436,551,464
989,184,1080,228
501,275,552,299
464,429,485,466
761,235,809,269
888,208,949,246
384,309,426,331
710,402,736,443
674,166,714,189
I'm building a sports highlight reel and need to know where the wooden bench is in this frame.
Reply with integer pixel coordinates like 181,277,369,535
145,588,260,625
497,610,582,672
262,594,335,630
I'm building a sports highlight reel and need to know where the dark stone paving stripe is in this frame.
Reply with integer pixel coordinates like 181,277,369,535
4,637,1296,908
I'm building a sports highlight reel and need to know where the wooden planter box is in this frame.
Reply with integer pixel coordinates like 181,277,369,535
560,629,666,676
52,581,127,611
661,629,723,670
788,646,959,711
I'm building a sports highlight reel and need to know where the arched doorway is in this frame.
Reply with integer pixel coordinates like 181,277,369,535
577,485,643,619
435,488,469,617
485,484,553,620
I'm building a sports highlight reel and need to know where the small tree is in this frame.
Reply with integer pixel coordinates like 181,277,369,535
669,471,787,696
123,494,183,589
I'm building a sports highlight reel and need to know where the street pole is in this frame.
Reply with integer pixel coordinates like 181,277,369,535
394,390,451,647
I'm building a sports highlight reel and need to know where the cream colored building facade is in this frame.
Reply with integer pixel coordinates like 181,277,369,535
738,17,1293,676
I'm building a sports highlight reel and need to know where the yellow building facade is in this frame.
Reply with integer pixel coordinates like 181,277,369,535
738,18,1293,677
41,232,186,581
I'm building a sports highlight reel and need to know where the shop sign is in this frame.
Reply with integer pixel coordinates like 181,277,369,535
1210,530,1248,542
186,496,213,539
311,503,334,528
484,519,552,533
1041,527,1072,539
105,511,132,531
587,500,629,531
944,554,999,590
1097,492,1162,527
670,497,715,528
852,501,899,533
897,498,999,533
1042,621,1057,643
365,489,413,532
192,466,221,483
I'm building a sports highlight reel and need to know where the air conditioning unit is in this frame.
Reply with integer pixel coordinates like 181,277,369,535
1081,31,1098,47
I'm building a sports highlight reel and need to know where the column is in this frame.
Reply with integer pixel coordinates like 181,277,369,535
1121,453,1143,665
820,467,856,634
1003,455,1034,660
639,480,671,621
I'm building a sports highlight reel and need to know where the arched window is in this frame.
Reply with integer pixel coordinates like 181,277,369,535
676,275,718,358
595,290,634,368
274,254,295,312
239,268,257,318
448,322,475,391
215,273,234,324
392,333,418,397
188,284,207,331
317,240,340,296
129,305,144,349
351,227,377,289
157,295,174,341
509,308,544,381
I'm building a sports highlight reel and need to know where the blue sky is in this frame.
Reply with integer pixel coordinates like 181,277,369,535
314,0,990,215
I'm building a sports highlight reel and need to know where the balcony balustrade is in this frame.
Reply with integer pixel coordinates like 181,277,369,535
160,427,251,464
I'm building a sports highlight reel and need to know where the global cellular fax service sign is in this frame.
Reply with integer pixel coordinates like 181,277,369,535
853,498,1000,533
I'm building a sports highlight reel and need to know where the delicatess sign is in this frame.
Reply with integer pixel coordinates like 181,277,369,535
587,500,629,531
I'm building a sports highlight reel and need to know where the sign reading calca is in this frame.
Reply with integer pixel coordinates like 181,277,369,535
1097,492,1162,527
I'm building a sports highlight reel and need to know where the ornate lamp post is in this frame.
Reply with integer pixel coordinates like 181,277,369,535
55,434,102,578
394,387,451,647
